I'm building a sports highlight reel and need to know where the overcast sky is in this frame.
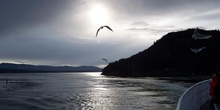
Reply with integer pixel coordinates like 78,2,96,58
0,0,220,67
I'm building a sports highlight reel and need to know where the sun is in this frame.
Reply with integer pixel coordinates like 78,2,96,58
88,4,110,25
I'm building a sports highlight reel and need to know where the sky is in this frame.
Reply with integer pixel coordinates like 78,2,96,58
0,0,220,68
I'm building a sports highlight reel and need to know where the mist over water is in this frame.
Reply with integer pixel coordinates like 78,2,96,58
0,72,193,110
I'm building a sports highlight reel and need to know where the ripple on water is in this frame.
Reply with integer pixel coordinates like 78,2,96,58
0,73,192,110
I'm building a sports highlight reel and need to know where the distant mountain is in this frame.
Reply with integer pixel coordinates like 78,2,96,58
102,29,220,77
0,63,101,73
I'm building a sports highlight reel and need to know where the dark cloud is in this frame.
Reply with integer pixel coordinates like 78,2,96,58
0,0,73,37
106,0,220,19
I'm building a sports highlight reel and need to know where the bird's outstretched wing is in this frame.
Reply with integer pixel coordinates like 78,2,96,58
192,28,212,40
197,35,212,39
103,25,113,31
95,25,113,37
192,28,199,39
96,28,101,37
102,58,108,63
191,47,206,53
193,28,198,35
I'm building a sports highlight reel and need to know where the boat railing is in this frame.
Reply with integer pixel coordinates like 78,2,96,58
176,79,211,110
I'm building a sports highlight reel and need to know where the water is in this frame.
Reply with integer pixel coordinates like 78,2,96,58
0,72,193,110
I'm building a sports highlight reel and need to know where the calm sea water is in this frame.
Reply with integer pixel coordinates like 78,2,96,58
0,72,193,110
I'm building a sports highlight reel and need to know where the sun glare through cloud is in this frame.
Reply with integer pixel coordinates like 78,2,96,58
88,4,110,26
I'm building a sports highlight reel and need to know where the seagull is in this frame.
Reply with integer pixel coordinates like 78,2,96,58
191,47,206,53
192,28,212,40
96,25,113,37
102,58,108,63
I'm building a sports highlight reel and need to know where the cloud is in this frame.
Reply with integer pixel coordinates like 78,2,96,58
0,0,74,37
0,33,133,66
127,20,175,33
131,21,149,26
106,0,220,22
1,0,220,66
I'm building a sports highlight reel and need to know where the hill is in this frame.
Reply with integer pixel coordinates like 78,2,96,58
102,28,220,77
0,63,101,73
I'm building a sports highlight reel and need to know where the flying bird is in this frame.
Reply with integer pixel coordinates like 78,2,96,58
192,28,212,40
96,25,113,37
191,47,206,53
102,58,108,63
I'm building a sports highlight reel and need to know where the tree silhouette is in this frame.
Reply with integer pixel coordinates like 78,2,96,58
102,29,220,77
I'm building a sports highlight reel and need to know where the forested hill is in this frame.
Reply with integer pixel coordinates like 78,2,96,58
102,29,220,77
